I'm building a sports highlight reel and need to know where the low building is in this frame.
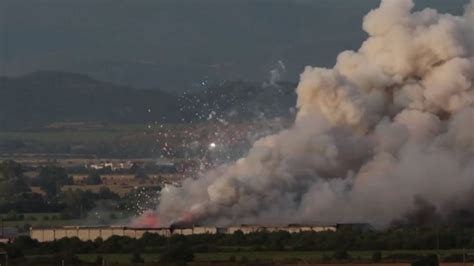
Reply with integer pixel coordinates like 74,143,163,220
86,161,134,171
192,226,219,235
30,226,173,242
226,224,336,234
30,224,338,242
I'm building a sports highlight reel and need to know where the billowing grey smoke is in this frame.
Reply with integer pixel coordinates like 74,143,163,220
150,0,474,228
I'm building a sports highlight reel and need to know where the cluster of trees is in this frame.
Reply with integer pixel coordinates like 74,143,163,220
0,160,163,224
0,161,123,218
5,228,474,253
0,161,61,214
0,160,75,200
176,227,474,251
3,234,194,265
3,228,474,265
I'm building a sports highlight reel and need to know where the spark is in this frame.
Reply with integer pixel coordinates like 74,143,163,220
209,142,216,149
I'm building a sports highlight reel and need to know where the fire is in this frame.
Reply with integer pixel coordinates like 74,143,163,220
132,210,161,228
131,209,203,228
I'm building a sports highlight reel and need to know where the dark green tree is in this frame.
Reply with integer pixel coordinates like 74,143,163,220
0,160,24,180
84,172,102,185
129,163,140,174
38,166,73,197
134,172,149,182
0,177,30,197
58,190,96,218
139,232,167,246
0,160,29,197
332,249,351,261
412,255,439,266
160,236,194,264
97,186,120,200
131,252,145,264
372,251,382,262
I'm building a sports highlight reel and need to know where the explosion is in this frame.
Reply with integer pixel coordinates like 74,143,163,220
132,210,161,228
137,0,474,228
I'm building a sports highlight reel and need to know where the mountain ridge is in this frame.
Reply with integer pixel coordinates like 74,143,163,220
0,71,297,129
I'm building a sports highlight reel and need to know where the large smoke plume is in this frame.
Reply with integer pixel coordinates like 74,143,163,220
142,0,474,228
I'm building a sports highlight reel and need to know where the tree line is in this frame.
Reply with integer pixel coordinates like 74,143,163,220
3,227,474,265
0,160,158,223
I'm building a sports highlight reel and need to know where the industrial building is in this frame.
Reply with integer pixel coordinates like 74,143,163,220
30,224,337,242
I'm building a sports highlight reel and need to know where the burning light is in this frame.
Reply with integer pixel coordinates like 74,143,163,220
132,210,161,228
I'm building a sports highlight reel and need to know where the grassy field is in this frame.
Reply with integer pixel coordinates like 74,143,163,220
0,130,129,144
76,250,474,264
0,123,163,144
1,213,82,228
0,123,194,142
61,183,161,197
77,252,350,263
0,212,57,219
3,218,82,229
0,121,278,146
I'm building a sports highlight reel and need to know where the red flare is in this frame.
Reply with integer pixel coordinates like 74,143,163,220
132,210,161,228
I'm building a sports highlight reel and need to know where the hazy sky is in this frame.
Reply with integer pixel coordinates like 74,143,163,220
0,0,469,91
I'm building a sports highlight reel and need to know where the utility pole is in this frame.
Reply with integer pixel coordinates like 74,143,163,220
436,228,440,264
0,251,8,266
436,229,439,250
463,247,466,266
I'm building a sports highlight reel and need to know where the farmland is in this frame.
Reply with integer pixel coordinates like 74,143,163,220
22,250,474,265
0,120,287,159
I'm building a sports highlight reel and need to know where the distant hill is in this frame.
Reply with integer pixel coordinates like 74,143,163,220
0,71,179,129
0,71,297,129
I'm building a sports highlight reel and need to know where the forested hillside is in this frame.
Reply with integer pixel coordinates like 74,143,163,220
0,71,297,129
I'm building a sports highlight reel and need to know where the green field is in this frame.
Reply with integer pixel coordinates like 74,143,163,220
1,213,82,229
0,131,124,143
0,123,182,143
76,250,474,264
0,121,260,145
3,220,76,229
77,252,352,263
3,219,84,229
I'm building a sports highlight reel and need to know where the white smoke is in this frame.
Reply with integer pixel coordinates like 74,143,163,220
467,0,474,21
149,0,474,228
265,60,287,87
